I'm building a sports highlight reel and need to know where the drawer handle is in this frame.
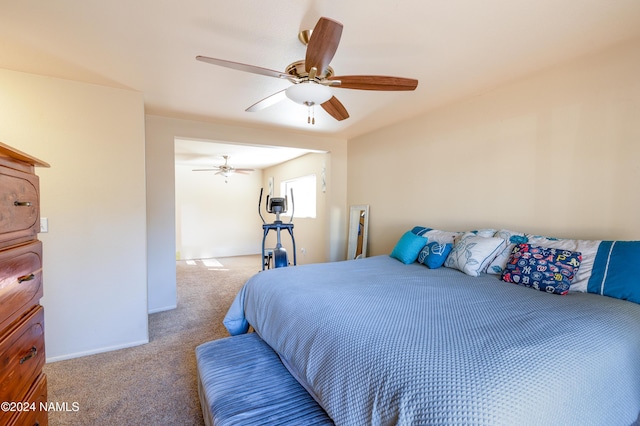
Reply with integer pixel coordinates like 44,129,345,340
18,273,36,283
13,201,33,207
20,346,38,364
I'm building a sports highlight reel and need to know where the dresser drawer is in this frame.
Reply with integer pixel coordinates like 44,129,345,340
0,241,43,332
0,306,45,412
5,373,48,426
0,165,40,250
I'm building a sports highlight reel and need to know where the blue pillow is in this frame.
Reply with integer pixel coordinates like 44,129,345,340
418,242,453,269
390,231,427,264
501,244,582,295
588,241,640,304
410,226,432,236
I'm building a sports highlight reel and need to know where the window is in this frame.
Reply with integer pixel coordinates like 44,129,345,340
280,174,316,218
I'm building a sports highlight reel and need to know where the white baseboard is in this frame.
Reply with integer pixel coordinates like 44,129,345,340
148,304,177,314
45,338,150,363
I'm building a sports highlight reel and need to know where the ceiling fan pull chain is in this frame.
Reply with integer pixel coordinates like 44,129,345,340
312,105,315,125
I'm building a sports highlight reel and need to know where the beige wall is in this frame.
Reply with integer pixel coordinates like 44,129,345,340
175,163,264,259
262,153,330,265
0,68,148,361
349,38,640,256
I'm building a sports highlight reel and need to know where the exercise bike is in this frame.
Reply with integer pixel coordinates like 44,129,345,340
258,188,297,270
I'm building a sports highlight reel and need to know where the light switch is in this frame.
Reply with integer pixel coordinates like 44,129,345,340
40,217,48,233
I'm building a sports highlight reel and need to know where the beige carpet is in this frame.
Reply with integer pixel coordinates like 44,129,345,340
43,255,262,425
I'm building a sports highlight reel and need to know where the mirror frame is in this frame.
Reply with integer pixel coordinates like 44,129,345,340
347,204,369,260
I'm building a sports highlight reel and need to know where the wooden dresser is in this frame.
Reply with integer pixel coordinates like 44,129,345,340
0,142,49,426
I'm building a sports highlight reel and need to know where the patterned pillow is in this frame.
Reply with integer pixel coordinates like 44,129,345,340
501,244,582,295
487,229,529,275
444,233,506,277
522,235,602,293
418,242,453,269
390,231,427,264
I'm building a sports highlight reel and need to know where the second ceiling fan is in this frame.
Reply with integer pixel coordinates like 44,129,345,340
196,17,418,123
192,155,254,183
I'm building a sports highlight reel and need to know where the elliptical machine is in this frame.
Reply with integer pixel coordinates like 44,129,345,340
258,188,297,270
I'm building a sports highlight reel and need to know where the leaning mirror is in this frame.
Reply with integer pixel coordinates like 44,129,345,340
347,205,369,260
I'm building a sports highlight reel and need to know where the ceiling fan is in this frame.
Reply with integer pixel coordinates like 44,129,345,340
192,155,255,183
196,17,418,124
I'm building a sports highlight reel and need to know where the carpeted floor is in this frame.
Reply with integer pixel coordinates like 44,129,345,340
43,255,262,425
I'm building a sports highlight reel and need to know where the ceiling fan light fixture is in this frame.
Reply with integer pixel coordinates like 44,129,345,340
285,82,332,106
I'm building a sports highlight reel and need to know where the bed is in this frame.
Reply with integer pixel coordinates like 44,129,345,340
223,229,640,425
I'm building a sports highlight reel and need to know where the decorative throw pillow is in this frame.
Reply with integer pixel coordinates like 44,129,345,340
521,235,602,292
390,231,427,264
417,242,453,269
486,229,528,275
501,244,582,295
444,233,506,277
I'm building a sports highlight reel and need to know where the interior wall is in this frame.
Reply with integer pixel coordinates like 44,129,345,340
348,37,640,255
262,153,329,265
175,163,264,259
0,68,148,361
145,115,348,313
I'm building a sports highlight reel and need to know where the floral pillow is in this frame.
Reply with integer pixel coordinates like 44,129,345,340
501,244,582,295
417,242,453,269
444,233,506,277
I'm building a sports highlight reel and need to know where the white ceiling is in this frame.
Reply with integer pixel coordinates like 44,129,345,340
174,138,321,169
2,1,640,141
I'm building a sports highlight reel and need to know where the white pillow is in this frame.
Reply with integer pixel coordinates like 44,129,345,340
423,229,463,244
570,239,602,292
526,235,577,251
486,229,527,275
475,228,497,238
445,232,506,277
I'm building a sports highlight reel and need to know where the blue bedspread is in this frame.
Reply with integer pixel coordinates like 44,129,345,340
224,256,640,425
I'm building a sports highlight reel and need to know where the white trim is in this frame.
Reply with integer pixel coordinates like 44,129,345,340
45,339,149,363
599,241,616,295
148,304,177,314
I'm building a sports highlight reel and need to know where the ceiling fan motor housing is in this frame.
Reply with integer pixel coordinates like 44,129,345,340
285,60,334,80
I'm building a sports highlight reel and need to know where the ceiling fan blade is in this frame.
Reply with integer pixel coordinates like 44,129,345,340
234,168,255,172
246,89,288,112
305,17,343,75
321,96,349,121
196,56,290,80
192,168,219,172
233,171,252,175
329,75,418,91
